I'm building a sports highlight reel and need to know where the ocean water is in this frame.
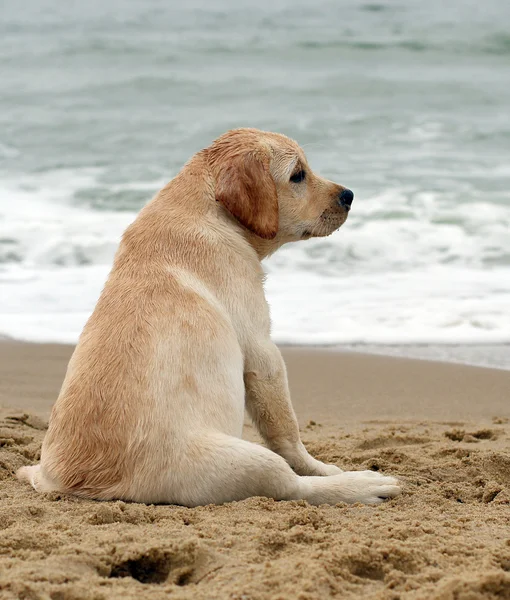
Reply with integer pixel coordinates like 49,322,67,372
1,0,510,358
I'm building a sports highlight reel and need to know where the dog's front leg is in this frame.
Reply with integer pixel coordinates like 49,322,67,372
244,341,342,476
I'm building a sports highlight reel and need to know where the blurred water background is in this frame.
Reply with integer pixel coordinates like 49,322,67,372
1,0,509,367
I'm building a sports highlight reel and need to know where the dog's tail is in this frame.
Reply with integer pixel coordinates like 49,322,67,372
16,464,57,493
16,465,41,490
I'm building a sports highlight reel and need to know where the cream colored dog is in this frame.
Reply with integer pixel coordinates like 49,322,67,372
18,129,400,506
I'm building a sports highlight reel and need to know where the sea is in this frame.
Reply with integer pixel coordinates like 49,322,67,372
1,0,510,368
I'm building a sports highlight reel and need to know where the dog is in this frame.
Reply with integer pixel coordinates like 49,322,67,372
17,128,400,506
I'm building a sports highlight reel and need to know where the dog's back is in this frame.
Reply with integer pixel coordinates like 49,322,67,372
32,161,254,501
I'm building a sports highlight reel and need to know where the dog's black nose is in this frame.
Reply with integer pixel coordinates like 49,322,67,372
338,188,354,208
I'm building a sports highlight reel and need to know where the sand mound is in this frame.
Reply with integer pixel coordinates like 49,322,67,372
1,411,509,599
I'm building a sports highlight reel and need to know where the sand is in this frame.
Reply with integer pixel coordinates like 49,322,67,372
1,342,509,599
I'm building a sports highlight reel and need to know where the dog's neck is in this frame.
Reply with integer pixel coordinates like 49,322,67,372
246,233,285,261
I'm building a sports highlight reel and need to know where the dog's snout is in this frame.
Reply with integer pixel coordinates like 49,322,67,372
338,188,354,209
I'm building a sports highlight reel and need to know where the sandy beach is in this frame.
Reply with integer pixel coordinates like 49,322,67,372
1,342,509,599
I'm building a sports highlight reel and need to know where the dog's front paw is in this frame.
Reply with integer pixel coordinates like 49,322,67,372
302,470,401,506
339,470,401,504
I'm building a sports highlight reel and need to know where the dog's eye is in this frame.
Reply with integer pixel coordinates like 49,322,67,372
290,170,306,184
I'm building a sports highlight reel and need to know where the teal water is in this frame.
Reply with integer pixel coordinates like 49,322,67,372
1,0,509,348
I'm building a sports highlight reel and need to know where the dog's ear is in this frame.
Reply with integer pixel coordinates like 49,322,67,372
214,152,279,240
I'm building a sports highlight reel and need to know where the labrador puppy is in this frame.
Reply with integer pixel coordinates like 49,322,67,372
18,128,400,506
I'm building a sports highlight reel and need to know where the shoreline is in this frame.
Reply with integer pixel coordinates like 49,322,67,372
1,340,509,422
2,335,510,369
339,343,510,371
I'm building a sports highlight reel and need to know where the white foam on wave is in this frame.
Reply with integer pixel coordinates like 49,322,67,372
0,170,137,267
0,169,509,346
0,264,109,343
266,266,510,345
1,263,509,346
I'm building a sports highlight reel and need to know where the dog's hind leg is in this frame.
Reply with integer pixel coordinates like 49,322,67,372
163,433,401,507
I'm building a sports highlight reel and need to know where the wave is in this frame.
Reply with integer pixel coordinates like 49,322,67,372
0,170,136,267
1,168,509,270
1,263,509,346
295,35,510,56
0,168,509,346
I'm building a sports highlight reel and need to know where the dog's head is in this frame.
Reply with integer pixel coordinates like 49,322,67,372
208,128,353,244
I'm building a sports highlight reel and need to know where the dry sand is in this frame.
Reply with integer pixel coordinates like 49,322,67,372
1,342,509,599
